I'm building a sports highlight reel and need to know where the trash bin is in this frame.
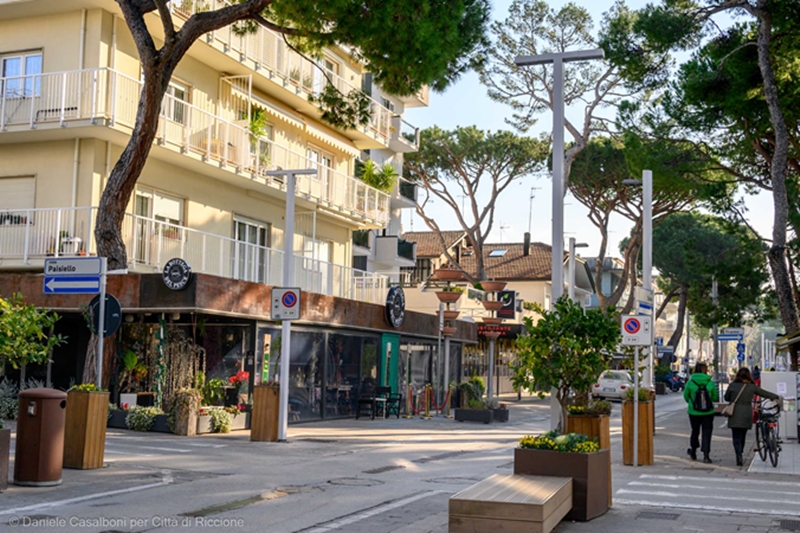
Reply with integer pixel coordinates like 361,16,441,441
14,388,67,486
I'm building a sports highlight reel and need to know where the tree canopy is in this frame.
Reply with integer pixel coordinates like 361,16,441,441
404,126,549,281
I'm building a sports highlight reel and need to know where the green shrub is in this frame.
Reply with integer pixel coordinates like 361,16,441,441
0,380,18,420
125,406,163,432
71,383,102,392
209,408,231,433
519,430,600,453
203,378,227,406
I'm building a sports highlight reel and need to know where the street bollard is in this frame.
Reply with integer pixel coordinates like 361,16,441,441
404,385,413,419
444,384,453,418
422,384,432,420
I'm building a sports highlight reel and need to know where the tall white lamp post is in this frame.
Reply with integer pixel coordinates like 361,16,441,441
568,237,589,302
623,170,654,387
266,168,317,442
515,48,605,429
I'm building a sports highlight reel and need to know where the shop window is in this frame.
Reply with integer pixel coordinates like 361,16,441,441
2,51,42,97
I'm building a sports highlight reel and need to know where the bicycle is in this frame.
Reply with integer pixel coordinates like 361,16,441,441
754,398,782,467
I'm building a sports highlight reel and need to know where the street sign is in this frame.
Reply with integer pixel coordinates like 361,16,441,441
89,294,122,338
657,346,674,355
621,315,652,346
43,257,103,294
736,342,746,354
723,327,745,335
271,287,301,320
717,333,744,342
737,352,745,363
635,286,654,304
636,301,653,316
655,337,664,347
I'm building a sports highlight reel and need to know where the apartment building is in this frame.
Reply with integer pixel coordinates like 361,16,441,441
0,2,473,421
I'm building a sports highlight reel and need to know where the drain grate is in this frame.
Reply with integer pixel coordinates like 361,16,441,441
363,465,405,474
637,512,680,521
781,520,800,531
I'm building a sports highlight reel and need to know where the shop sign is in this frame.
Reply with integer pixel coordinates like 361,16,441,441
497,290,516,320
477,323,524,339
162,258,192,291
385,286,405,328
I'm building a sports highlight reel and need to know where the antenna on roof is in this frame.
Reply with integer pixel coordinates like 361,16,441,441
528,186,540,235
499,223,511,243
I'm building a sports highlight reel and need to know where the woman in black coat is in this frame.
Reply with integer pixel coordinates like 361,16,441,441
724,367,781,466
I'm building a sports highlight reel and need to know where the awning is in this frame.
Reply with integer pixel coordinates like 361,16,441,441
251,95,305,129
776,330,800,351
305,123,361,158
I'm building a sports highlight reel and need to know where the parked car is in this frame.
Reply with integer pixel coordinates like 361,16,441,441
592,370,633,401
656,371,684,392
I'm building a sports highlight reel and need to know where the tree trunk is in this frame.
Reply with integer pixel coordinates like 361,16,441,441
667,286,688,349
82,333,98,385
754,6,800,335
95,63,173,270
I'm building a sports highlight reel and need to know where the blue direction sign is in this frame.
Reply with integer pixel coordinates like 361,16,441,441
717,333,743,342
44,276,101,294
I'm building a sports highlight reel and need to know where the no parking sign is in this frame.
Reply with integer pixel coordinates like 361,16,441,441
272,287,301,320
621,315,652,346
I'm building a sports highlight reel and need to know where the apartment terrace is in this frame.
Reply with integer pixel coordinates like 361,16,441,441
0,206,388,305
169,0,420,152
0,67,391,227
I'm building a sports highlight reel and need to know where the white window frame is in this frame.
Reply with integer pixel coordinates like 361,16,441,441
1,50,43,98
133,187,185,240
163,80,190,125
306,144,334,183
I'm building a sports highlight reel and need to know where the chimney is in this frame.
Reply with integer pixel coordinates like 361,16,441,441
524,232,531,256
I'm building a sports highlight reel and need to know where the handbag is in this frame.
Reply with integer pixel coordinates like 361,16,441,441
721,383,747,417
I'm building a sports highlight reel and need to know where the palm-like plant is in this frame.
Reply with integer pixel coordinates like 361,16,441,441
357,160,398,192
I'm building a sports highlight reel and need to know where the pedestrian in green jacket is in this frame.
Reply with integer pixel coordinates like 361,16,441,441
683,362,719,463
725,367,781,466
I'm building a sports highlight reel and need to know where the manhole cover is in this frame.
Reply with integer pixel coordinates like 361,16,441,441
363,465,405,474
328,477,383,487
781,520,800,531
637,512,680,520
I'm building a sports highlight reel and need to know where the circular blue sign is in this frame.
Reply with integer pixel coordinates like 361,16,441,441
282,291,298,308
624,318,641,334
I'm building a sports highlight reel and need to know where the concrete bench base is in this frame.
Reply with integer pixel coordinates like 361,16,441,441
449,474,572,533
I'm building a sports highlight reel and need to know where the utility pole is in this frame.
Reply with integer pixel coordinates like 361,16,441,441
712,277,719,395
686,307,691,374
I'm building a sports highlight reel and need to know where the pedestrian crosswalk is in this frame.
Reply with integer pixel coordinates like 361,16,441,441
616,474,800,517
103,435,227,461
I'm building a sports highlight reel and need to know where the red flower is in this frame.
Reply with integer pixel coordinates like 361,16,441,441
229,371,249,385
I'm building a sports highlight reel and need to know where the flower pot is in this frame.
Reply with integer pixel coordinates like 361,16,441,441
107,410,127,429
442,326,457,336
230,412,250,431
151,414,171,433
480,316,503,325
493,408,509,422
196,414,213,434
432,268,464,281
64,390,109,469
514,448,611,521
622,401,654,465
0,428,9,492
251,383,280,442
483,331,501,340
480,281,507,292
454,408,493,424
119,393,137,410
443,310,460,320
435,291,462,303
481,301,503,311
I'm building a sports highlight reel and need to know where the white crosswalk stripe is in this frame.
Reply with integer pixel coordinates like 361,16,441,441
616,474,800,517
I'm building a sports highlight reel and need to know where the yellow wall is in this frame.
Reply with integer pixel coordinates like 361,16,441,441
0,11,83,73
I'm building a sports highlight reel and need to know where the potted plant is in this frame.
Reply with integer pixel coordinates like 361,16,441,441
203,377,227,406
435,285,464,304
107,403,127,428
58,231,83,255
432,263,464,281
480,280,507,292
511,297,620,430
489,399,509,422
171,388,202,437
229,370,250,405
64,383,109,469
514,430,610,521
622,386,655,465
125,406,163,432
0,418,9,492
454,377,492,423
654,363,670,395
566,399,612,450
118,350,147,409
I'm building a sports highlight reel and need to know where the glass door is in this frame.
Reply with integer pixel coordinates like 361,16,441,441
233,217,270,283
134,190,152,264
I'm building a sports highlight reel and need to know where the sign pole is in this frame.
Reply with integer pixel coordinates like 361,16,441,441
95,257,107,389
633,346,639,467
278,172,296,442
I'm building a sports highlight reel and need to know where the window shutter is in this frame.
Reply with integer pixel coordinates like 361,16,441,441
0,176,35,210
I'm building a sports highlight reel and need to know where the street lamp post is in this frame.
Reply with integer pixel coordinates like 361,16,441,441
266,168,317,442
568,237,589,302
623,171,654,388
516,48,604,430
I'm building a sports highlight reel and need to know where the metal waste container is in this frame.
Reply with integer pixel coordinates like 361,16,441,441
14,388,67,486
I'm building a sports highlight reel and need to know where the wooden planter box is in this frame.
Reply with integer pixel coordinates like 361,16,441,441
454,408,493,424
514,448,610,521
622,401,654,466
567,415,610,450
64,390,109,469
107,410,127,428
0,428,9,492
493,408,509,422
251,384,280,441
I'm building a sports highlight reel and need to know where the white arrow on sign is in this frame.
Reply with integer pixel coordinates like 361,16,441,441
46,278,100,291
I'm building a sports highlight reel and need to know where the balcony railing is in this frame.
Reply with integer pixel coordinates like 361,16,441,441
170,0,393,146
352,230,371,249
398,178,418,203
397,238,416,262
0,206,388,305
0,68,390,226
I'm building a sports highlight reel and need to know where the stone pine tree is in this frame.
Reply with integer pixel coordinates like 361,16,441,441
603,0,800,336
96,0,490,270
403,126,549,282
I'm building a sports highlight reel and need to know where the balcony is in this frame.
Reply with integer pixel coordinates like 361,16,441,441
398,86,430,108
352,229,371,256
0,206,388,305
374,235,416,268
169,1,393,149
0,68,390,227
389,116,420,153
391,177,417,209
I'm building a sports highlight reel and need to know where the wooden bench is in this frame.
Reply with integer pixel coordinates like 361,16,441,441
449,474,572,533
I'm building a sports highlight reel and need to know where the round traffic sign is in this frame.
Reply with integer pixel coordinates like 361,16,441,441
89,294,122,338
624,317,641,334
282,291,298,308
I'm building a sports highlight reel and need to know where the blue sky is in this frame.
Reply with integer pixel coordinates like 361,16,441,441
403,0,775,257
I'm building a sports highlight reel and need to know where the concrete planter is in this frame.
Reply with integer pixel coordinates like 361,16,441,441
514,448,611,521
442,310,460,320
0,428,9,492
107,410,127,428
197,412,250,434
493,408,509,422
454,408,493,424
151,414,171,433
63,390,109,469
655,382,667,395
